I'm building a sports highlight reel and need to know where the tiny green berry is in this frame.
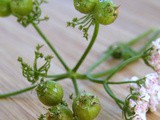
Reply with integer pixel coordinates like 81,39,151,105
36,81,64,106
94,0,118,25
10,0,33,17
46,103,73,120
74,0,98,14
72,92,101,120
0,0,11,17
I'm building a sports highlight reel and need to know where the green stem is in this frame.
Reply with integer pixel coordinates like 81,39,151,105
84,29,156,110
90,54,142,81
92,55,141,78
80,74,143,85
39,73,69,78
73,22,99,72
86,74,104,84
139,29,160,53
0,85,37,99
86,29,157,78
0,76,68,99
103,83,124,104
85,72,144,85
105,54,143,82
34,54,38,72
32,22,70,71
107,78,144,84
91,68,115,78
87,49,114,73
86,29,153,76
75,73,87,80
107,81,137,84
89,29,160,79
101,54,140,108
127,29,154,46
49,76,68,81
71,77,79,96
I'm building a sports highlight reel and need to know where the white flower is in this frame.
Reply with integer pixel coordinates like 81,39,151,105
148,38,160,73
129,99,136,108
130,76,140,90
150,53,160,74
145,73,159,89
144,73,160,112
138,86,150,102
132,100,148,120
157,91,160,101
152,38,160,50
149,96,159,112
132,113,147,120
126,73,160,119
136,101,148,113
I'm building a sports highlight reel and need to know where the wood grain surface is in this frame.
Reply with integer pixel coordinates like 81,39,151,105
0,0,160,120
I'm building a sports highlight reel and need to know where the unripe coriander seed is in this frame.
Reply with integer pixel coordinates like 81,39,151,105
0,0,11,17
10,0,33,17
46,103,73,120
94,0,118,25
36,81,64,106
72,92,101,120
74,0,99,14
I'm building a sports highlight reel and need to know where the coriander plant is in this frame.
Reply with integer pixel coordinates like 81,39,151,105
0,0,160,120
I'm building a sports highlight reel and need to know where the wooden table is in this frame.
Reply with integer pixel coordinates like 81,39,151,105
0,0,160,120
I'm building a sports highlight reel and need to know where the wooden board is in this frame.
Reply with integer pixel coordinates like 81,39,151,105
0,0,160,120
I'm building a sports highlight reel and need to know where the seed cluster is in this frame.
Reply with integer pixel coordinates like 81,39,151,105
67,0,119,40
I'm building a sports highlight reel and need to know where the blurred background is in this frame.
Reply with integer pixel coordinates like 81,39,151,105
0,0,160,119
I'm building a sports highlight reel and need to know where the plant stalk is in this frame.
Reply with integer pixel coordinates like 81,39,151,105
73,22,100,72
32,22,70,71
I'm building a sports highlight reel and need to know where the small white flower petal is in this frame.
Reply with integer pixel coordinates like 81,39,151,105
149,96,159,112
152,38,160,50
130,76,140,90
142,93,150,102
157,91,160,101
129,99,136,108
133,113,147,120
145,73,159,88
131,76,140,81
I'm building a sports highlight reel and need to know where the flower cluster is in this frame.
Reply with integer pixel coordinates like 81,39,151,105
146,38,160,73
123,73,160,120
18,45,53,84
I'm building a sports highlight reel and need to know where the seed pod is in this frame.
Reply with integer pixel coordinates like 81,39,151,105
74,0,98,14
36,81,64,106
10,0,33,17
46,103,73,120
72,92,101,120
111,44,137,60
94,0,118,25
0,0,11,17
